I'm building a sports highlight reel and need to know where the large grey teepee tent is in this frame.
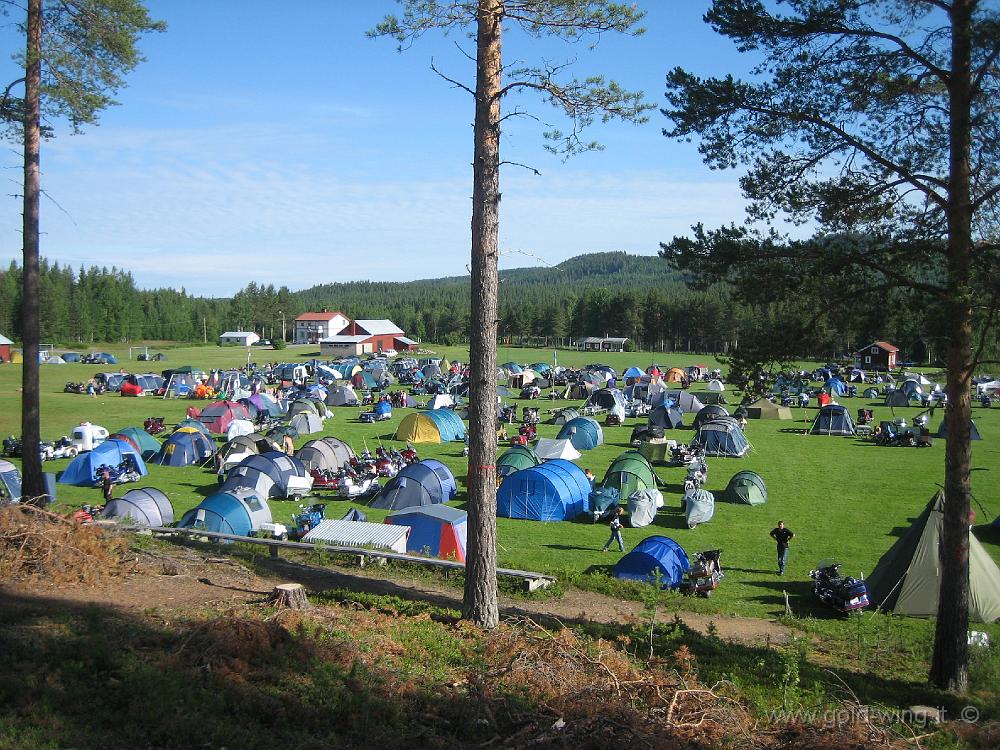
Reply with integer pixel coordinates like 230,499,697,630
866,490,1000,622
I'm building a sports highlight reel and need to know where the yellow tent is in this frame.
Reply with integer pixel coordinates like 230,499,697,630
9,350,23,363
395,413,442,443
440,357,452,372
664,367,686,383
350,364,364,377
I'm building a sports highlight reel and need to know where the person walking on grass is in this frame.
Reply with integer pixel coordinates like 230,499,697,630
602,506,625,553
770,520,794,575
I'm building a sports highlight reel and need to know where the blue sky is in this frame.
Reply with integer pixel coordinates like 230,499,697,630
1,1,756,297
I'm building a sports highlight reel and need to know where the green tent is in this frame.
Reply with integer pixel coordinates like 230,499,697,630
602,450,657,499
110,427,162,460
866,491,1000,622
497,445,540,477
724,470,767,505
745,398,793,420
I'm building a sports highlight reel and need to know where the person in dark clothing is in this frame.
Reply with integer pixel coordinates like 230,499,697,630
601,507,625,553
101,468,114,503
770,521,794,575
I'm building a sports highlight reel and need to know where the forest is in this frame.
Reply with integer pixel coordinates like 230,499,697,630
0,250,970,363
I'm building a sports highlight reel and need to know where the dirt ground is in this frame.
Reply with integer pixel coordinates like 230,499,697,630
3,538,792,645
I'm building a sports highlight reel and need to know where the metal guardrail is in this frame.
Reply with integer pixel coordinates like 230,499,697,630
117,524,556,592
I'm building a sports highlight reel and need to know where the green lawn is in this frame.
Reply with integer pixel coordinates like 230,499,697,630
2,341,998,629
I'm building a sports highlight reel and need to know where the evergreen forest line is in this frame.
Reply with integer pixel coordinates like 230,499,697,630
0,251,956,362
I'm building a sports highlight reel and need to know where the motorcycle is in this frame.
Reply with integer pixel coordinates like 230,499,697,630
94,459,142,487
682,549,724,597
40,436,79,461
3,435,21,457
399,444,419,465
809,559,870,615
72,504,104,524
143,417,166,435
64,381,86,394
292,502,327,538
374,447,402,478
337,465,381,500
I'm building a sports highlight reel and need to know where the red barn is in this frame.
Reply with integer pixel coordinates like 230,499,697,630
343,319,407,353
0,334,11,363
854,341,899,371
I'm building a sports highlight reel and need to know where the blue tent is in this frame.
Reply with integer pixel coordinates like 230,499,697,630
370,459,457,510
385,505,468,562
692,404,729,430
556,416,603,451
614,536,690,588
824,377,847,396
149,428,215,467
810,404,856,436
221,451,306,498
374,400,392,417
175,419,213,438
62,352,81,363
623,366,644,379
58,439,148,486
497,459,590,521
176,488,272,537
694,416,750,457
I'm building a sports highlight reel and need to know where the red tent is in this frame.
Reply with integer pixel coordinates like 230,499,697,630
198,400,250,435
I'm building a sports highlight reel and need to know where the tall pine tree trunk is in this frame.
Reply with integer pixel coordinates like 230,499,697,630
462,0,501,629
20,0,44,501
931,0,974,693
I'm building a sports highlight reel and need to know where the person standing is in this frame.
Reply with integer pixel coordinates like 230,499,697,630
602,507,625,553
770,520,794,575
584,468,596,491
101,467,114,503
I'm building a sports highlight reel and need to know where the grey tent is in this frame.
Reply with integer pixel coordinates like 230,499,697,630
627,488,662,528
693,417,750,457
648,404,684,430
884,390,911,407
724,471,767,505
935,419,982,440
289,412,323,435
692,404,729,430
325,385,359,406
99,487,174,526
809,404,856,436
667,391,705,414
551,407,580,425
296,438,354,471
683,488,715,528
866,491,1000,622
0,458,22,502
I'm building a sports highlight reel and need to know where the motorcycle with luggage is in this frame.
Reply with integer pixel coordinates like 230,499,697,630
809,559,870,615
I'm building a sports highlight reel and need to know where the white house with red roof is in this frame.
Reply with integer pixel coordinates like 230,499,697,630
294,310,351,345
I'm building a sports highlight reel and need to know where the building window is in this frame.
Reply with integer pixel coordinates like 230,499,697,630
871,346,878,353
864,356,871,364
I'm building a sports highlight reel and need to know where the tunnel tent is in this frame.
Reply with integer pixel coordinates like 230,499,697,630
385,505,468,562
556,416,603,451
109,427,161,460
497,445,541,477
724,471,767,505
683,488,715,528
370,459,457,510
177,488,272,538
745,398,793,420
626,488,663,528
320,436,356,466
602,451,658,499
692,404,730,430
613,536,690,588
395,409,465,443
551,407,580,425
496,459,590,522
59,439,148,486
99,487,173,526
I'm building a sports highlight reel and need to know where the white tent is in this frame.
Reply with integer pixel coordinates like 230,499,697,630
532,438,582,461
426,394,455,410
707,379,726,392
226,419,255,440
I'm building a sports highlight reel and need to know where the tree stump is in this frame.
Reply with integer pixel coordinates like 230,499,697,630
268,583,309,610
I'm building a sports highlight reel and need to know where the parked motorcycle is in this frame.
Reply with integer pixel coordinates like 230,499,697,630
143,417,166,435
64,381,86,394
40,436,79,461
2,435,21,457
93,459,142,487
292,502,327,538
682,549,724,597
809,559,870,615
374,447,403,478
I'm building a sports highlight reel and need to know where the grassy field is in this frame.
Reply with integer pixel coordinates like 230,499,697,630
2,341,999,629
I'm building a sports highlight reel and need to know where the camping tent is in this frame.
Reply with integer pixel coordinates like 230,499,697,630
221,451,308,499
59,439,147,486
496,459,590,521
385,505,467,562
497,445,541,477
694,417,750,457
810,404,856,436
99,487,173,526
395,409,465,443
175,418,213,439
532,438,582,461
745,398,793,420
109,427,161,460
626,488,663,528
692,404,730,430
866,491,1000,622
370,459,457,510
664,368,687,384
707,379,725,392
884,390,911,407
667,391,705,414
326,385,359,406
226,419,255,441
823,377,847,396
150,428,215,467
0,459,22,501
247,392,285,417
551,407,580,425
724,471,767,505
198,400,251,435
935,419,983,440
426,394,455,410
297,438,355,471
176,488,272,537
648,404,684,430
556,416,603,451
683,488,715,527
289,412,323,435
602,451,657,499
613,536,689,588
218,434,262,470
583,388,626,421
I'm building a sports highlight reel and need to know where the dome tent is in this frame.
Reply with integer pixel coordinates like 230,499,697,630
583,388,626,421
150,428,215,467
177,488,272,537
99,487,173,526
221,451,307,499
370,459,457,511
59,439,147,486
556,416,604,451
614,536,690,588
626,488,663,528
297,437,355,471
497,459,590,522
550,407,580,425
648,404,684,430
385,505,468,562
683,488,715,527
532,438,582,461
109,427,161,460
198,400,251,436
667,391,705,414
724,471,767,505
395,409,465,443
497,445,540,477
692,404,729,430
602,451,657,499
289,412,323,435
810,404,856,436
693,417,750,457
